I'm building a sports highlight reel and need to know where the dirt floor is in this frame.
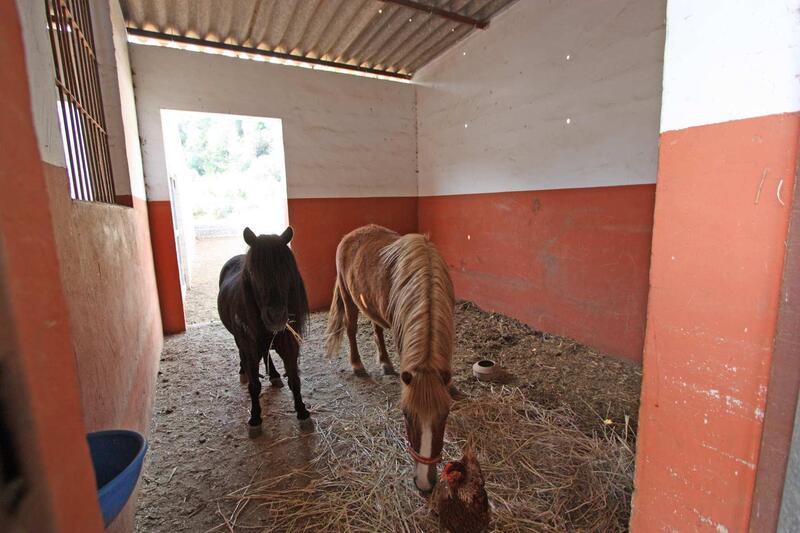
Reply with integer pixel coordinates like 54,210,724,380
451,301,641,439
184,236,245,325
135,239,642,531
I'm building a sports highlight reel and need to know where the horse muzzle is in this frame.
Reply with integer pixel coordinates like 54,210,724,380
405,417,441,493
261,306,288,331
412,474,436,494
265,323,287,334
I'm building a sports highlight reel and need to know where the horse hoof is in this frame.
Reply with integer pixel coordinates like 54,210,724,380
297,407,310,420
248,424,263,438
299,417,314,432
353,367,369,378
383,366,398,376
270,377,284,388
239,374,248,385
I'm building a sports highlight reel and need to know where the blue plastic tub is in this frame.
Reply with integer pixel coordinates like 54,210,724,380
86,430,148,527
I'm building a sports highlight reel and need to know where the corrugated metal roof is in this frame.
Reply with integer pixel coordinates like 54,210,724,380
120,0,518,78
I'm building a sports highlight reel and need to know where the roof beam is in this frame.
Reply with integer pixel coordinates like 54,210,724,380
380,0,488,29
125,28,412,80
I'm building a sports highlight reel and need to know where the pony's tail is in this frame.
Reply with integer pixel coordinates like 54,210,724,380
324,279,345,357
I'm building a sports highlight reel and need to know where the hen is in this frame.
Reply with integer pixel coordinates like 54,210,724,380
431,445,490,533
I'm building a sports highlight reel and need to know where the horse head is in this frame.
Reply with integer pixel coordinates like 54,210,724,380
242,226,306,334
400,367,452,492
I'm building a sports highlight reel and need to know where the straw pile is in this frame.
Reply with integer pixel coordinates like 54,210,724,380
220,386,635,532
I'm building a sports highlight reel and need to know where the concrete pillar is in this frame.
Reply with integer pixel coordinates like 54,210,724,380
632,1,800,531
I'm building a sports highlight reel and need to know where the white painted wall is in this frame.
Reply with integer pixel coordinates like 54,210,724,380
415,0,666,196
130,44,418,201
103,0,147,199
16,0,66,167
16,0,146,200
90,0,147,198
660,0,800,133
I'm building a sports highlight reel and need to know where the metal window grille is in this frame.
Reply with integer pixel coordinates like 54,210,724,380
45,0,115,203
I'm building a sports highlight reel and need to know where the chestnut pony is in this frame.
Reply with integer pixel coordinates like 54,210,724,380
218,227,310,432
325,224,454,491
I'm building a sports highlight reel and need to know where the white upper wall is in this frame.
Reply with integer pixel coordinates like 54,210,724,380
16,0,146,199
416,0,666,196
106,0,146,198
660,0,800,133
130,45,417,201
91,0,146,198
16,0,66,167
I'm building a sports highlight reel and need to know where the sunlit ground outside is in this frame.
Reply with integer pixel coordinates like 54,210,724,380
161,110,288,324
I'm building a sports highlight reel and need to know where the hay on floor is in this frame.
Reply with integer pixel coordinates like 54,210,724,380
218,386,635,532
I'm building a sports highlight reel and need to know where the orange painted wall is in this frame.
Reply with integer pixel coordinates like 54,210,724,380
147,195,418,330
751,160,800,529
148,200,186,334
287,196,419,310
0,2,102,530
43,167,164,531
632,113,799,532
44,165,163,435
419,185,656,361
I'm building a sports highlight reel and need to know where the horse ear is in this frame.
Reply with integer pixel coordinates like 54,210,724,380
440,370,452,385
280,226,294,244
401,371,413,385
243,227,257,246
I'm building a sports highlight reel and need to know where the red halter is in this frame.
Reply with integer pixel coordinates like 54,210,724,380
408,446,442,465
404,417,442,465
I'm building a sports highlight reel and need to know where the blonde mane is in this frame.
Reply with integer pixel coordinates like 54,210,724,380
380,234,454,419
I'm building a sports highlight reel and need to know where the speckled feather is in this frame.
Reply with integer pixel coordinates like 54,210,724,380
432,449,491,533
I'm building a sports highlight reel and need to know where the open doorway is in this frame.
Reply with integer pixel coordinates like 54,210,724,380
160,110,288,325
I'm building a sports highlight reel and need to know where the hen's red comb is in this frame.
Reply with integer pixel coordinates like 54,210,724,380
441,461,464,482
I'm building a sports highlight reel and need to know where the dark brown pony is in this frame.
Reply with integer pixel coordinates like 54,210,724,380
325,224,454,492
218,227,310,432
